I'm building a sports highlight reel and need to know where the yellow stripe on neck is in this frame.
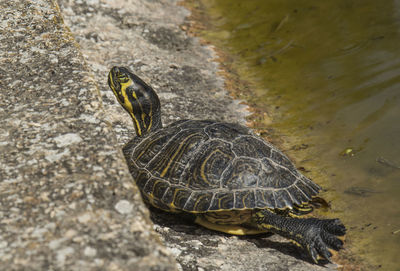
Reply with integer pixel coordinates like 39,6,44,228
119,79,142,136
120,79,135,112
130,113,142,136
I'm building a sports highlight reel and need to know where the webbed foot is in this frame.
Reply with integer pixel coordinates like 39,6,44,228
253,209,346,263
302,218,346,263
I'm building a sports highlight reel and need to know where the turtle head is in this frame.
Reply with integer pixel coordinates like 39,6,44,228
108,66,162,136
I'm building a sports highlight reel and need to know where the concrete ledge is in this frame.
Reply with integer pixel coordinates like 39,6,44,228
56,0,339,270
0,0,177,270
0,0,340,270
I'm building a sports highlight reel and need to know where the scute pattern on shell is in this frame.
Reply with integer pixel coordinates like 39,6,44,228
123,120,320,213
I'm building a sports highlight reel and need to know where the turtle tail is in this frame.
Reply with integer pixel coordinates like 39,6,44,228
252,209,346,263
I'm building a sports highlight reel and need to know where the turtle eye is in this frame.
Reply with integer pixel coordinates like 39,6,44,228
117,73,129,83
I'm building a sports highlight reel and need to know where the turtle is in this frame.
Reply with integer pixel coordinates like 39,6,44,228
108,66,346,263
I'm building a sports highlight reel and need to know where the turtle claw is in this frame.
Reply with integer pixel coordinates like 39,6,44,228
303,218,346,263
324,233,344,250
307,237,332,263
253,210,346,264
308,244,319,263
316,238,332,260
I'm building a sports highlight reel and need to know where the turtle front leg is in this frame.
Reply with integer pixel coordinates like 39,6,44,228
252,209,346,263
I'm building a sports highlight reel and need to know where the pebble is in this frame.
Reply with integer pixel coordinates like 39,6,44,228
115,200,133,215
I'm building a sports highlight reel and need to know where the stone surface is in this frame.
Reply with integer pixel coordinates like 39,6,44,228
0,0,342,270
56,0,341,270
0,0,176,270
57,0,248,145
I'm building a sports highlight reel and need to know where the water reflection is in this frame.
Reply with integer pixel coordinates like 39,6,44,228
197,0,400,269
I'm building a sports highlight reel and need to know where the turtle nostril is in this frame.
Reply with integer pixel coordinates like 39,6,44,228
112,66,120,76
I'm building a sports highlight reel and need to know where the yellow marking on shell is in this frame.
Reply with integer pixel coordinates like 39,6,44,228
288,213,302,218
160,134,198,177
260,191,267,206
150,180,161,196
152,135,185,175
170,188,183,207
195,216,266,235
181,205,252,214
134,137,160,162
296,205,312,212
294,204,313,213
193,194,208,210
215,194,232,210
200,150,219,185
242,193,249,208
288,203,314,218
143,193,179,213
217,198,223,210
199,149,231,186
143,191,156,207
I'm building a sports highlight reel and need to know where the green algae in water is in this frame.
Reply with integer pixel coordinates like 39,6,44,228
196,0,400,269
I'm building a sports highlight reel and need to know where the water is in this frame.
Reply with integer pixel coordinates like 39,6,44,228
187,0,400,269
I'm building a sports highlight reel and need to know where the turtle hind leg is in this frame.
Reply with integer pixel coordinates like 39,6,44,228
252,209,346,263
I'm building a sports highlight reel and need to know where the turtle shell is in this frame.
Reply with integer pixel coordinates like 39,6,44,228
123,120,320,213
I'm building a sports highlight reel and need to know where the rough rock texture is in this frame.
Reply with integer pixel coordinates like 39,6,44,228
56,0,340,270
0,0,340,270
0,0,176,270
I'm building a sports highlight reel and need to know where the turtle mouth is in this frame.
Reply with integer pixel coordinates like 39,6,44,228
108,66,119,87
